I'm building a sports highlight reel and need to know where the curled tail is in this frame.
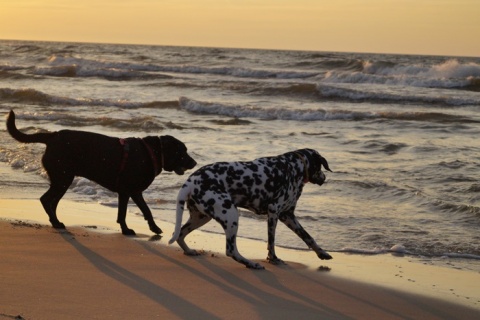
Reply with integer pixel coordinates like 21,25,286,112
168,184,191,244
6,110,53,144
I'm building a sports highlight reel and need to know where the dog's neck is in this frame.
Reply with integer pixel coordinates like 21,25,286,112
141,138,162,176
293,152,309,183
158,137,165,171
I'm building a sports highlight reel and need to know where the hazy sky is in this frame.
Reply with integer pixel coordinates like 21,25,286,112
1,0,479,56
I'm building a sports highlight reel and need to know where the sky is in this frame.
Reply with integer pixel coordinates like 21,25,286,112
0,0,479,57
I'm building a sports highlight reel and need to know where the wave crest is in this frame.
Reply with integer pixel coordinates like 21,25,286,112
0,87,179,109
323,59,480,91
179,97,478,123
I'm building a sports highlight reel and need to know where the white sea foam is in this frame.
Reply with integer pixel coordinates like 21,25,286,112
178,97,478,123
321,59,480,91
179,96,376,121
337,245,409,255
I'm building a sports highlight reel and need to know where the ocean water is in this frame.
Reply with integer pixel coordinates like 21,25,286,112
1,40,479,271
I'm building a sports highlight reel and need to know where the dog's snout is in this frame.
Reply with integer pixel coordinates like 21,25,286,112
311,171,326,185
318,171,326,181
190,159,197,168
185,157,197,172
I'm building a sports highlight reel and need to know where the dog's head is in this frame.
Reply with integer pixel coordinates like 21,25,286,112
297,149,332,186
156,135,197,175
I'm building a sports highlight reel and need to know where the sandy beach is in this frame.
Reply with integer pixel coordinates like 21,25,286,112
0,197,479,320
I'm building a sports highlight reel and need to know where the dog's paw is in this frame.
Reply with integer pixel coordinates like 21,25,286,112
51,221,66,229
149,225,163,235
318,251,333,260
121,228,137,236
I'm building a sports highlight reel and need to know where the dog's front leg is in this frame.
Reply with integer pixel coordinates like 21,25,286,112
279,211,332,260
131,193,162,235
117,193,136,236
266,211,285,265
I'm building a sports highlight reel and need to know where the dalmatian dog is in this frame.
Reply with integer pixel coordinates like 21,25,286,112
169,149,333,269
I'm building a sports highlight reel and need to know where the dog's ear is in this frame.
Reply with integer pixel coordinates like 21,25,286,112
320,156,333,172
159,135,185,148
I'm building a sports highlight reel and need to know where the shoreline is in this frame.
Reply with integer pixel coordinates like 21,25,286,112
1,197,479,318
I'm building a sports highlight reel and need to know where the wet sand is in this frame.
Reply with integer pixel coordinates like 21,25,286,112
0,199,479,319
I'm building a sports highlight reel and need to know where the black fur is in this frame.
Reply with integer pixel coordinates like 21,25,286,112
6,110,197,235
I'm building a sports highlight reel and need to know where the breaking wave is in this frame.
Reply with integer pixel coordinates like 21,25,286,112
179,97,478,123
0,87,179,109
321,58,480,90
42,54,319,80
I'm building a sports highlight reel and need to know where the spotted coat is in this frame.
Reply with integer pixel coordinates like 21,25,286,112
169,148,333,269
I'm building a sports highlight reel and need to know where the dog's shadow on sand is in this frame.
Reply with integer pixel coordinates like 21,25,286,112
55,228,350,319
136,241,346,319
56,229,221,320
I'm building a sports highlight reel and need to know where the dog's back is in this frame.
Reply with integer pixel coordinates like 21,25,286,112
176,155,302,215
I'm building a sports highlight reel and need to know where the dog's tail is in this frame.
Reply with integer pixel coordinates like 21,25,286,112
6,110,53,144
168,184,190,244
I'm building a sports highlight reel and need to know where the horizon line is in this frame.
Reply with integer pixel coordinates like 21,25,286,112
1,37,479,59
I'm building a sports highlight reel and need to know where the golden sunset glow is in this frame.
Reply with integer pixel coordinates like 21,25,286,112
0,0,479,56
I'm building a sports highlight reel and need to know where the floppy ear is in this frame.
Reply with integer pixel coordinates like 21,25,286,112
320,156,333,172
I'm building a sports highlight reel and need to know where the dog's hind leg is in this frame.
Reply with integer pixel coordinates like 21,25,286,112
131,193,162,235
176,208,212,255
220,209,265,269
117,193,136,236
279,211,332,260
40,174,74,229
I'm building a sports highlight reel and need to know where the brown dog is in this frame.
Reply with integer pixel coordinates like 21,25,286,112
6,110,197,235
